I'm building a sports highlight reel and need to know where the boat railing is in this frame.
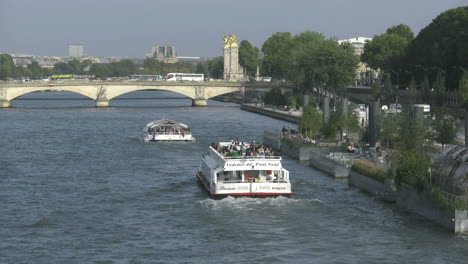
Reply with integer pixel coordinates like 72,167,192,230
151,131,191,135
221,180,289,183
209,146,281,160
224,156,281,160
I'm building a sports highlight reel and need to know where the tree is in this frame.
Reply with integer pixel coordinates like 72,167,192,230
433,71,446,106
207,57,223,79
261,32,294,79
239,40,260,77
299,105,323,138
432,114,459,150
371,82,381,100
290,31,326,91
0,54,16,80
386,24,414,41
458,72,468,146
383,73,393,102
361,33,410,72
408,77,417,104
27,61,44,79
394,114,433,190
420,74,430,102
89,64,110,79
264,87,287,106
380,113,400,148
407,6,468,70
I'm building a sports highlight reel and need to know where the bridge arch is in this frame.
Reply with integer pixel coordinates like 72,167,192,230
3,86,97,101
1,82,244,107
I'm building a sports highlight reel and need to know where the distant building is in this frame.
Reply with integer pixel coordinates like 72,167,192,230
337,37,372,56
338,37,375,85
68,44,84,58
146,45,178,63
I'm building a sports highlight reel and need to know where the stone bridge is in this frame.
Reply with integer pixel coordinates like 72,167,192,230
0,81,297,108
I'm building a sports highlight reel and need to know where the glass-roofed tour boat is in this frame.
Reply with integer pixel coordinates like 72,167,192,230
141,119,195,142
196,141,294,198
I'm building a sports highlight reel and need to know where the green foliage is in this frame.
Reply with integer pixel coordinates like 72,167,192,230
371,82,381,99
431,188,468,210
420,74,430,101
207,57,224,79
383,73,393,101
380,113,401,148
261,32,294,79
360,123,369,143
264,87,287,106
299,105,323,138
287,95,297,110
408,6,468,70
431,113,459,149
280,137,303,148
321,109,342,139
361,32,411,72
0,54,16,80
239,40,260,77
392,114,433,191
386,24,414,41
434,71,446,106
261,31,358,93
395,149,431,191
352,161,388,183
343,105,360,134
458,72,468,106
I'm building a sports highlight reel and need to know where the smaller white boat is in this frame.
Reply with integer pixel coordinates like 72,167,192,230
141,120,195,142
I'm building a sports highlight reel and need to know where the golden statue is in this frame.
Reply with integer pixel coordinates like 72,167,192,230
223,36,230,48
229,34,238,47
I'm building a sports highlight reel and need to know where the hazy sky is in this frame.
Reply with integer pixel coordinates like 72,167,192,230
0,0,466,58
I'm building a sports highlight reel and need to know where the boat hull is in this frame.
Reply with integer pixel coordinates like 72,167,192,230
196,172,294,199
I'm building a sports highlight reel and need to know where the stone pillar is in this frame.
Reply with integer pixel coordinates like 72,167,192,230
223,46,230,80
413,105,424,127
341,98,348,116
304,95,310,108
369,100,380,146
0,100,11,108
192,99,207,106
323,96,330,123
96,100,109,107
230,45,239,74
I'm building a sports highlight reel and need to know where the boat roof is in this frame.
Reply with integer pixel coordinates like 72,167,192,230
144,119,190,129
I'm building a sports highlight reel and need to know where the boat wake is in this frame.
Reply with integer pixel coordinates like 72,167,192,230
197,196,322,210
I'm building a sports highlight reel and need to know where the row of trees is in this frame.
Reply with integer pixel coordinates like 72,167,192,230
261,32,359,96
362,6,468,94
0,54,52,80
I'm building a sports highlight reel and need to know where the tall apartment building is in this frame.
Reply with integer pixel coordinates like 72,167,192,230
68,44,84,58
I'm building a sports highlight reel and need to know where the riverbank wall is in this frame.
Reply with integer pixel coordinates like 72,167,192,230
253,102,467,233
241,104,300,124
262,132,468,233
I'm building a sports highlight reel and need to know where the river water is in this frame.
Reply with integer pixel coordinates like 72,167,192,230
1,91,467,264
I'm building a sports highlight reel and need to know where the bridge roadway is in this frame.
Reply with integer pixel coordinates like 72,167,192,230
0,80,371,108
0,81,298,108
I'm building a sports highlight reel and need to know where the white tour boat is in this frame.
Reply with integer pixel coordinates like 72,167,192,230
141,120,195,142
197,141,294,198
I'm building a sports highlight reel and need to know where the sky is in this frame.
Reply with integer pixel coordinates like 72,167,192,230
0,0,466,58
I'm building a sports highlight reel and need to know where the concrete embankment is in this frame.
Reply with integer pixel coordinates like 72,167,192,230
241,104,300,124
263,130,468,233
